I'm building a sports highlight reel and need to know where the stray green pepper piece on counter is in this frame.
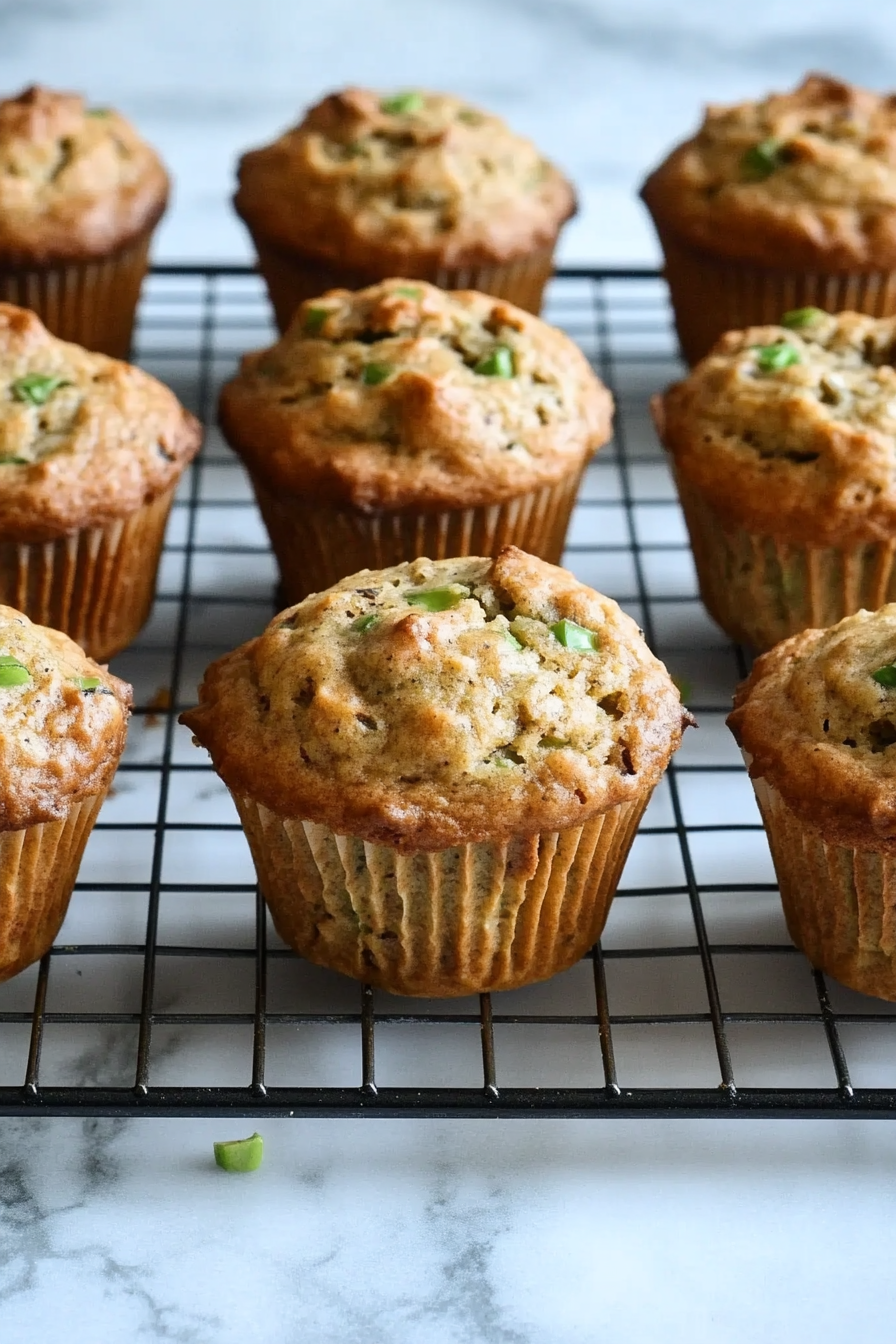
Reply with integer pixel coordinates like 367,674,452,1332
380,91,424,116
753,342,801,373
406,587,465,612
11,373,69,406
474,346,515,378
741,137,786,181
872,664,896,687
361,362,392,387
303,307,329,335
550,619,599,653
781,307,825,329
0,655,30,686
352,614,380,633
213,1132,264,1173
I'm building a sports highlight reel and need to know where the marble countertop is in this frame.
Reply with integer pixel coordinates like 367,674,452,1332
3,3,896,1341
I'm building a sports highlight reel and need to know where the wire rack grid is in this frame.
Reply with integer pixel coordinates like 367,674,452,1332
1,264,895,1120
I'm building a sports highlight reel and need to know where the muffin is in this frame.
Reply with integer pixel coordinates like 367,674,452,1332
219,279,612,603
653,309,896,651
0,302,201,660
0,85,169,357
180,548,690,997
728,605,896,1000
0,605,130,982
234,87,575,330
641,73,896,364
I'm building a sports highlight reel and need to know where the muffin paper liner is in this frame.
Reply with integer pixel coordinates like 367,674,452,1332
248,231,558,330
653,223,896,365
750,773,896,1001
232,791,651,997
674,471,896,652
0,227,156,359
0,794,105,984
0,485,176,662
250,469,584,604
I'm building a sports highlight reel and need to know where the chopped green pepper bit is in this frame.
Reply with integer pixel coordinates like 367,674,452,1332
872,664,896,687
0,655,30,686
87,107,111,117
352,613,380,632
11,373,69,406
361,362,392,386
781,306,825,329
550,619,599,653
380,91,424,115
502,629,523,651
213,1132,263,1173
394,285,422,298
303,306,330,335
671,674,693,703
741,137,786,181
474,345,515,378
0,456,29,465
71,676,102,691
752,342,801,373
540,735,569,750
406,587,465,612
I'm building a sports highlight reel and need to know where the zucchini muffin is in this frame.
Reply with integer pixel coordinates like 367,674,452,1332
219,279,612,602
0,85,169,357
0,302,201,660
641,73,896,364
654,309,896,651
729,605,896,1000
234,87,576,329
181,548,689,997
0,606,130,982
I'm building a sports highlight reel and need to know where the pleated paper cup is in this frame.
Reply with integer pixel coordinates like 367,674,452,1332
0,485,176,662
0,794,105,983
653,222,896,366
674,472,896,652
250,469,584,604
232,790,650,997
0,225,157,359
249,231,558,332
750,773,896,1001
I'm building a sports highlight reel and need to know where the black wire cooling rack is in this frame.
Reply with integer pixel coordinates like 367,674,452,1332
2,264,896,1119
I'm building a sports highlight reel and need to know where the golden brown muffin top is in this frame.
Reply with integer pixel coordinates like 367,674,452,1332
218,280,612,510
729,606,896,850
0,604,131,830
0,304,201,541
234,87,576,271
181,548,689,852
0,85,169,262
654,310,896,546
641,73,896,269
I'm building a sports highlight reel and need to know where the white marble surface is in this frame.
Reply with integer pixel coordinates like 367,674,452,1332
3,4,896,1341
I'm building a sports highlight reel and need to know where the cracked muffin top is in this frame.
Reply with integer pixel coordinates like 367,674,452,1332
641,73,896,269
0,303,201,540
654,309,896,545
729,605,896,850
0,604,131,830
0,85,169,262
181,548,689,852
218,280,612,509
233,87,576,271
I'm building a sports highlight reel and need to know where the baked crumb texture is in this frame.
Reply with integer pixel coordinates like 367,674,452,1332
642,73,896,270
729,606,896,999
234,87,575,273
0,604,130,830
182,548,688,853
0,303,200,539
0,85,169,263
656,312,896,649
